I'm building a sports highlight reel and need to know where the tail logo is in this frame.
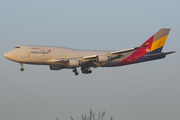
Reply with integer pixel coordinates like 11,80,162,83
146,49,150,52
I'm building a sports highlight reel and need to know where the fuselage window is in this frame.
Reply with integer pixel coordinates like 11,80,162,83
15,47,20,49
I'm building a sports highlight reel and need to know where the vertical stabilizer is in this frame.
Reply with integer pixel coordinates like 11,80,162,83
150,28,170,53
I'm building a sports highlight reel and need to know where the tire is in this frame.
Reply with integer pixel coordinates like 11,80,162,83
20,68,24,71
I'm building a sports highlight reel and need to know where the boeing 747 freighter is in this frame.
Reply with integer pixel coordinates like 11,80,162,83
4,28,176,75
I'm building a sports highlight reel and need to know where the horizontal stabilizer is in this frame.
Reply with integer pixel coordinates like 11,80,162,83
144,51,176,57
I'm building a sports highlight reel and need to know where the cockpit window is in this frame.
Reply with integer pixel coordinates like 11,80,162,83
15,46,20,49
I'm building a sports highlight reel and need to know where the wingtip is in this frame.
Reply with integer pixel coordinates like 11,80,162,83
171,51,177,53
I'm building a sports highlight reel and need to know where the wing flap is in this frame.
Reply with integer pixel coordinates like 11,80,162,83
46,58,68,63
83,55,97,59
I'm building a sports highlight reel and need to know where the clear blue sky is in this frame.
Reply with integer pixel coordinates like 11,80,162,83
1,0,180,120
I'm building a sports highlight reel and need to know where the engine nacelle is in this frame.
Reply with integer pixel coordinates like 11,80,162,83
50,65,62,70
67,59,80,67
96,55,110,62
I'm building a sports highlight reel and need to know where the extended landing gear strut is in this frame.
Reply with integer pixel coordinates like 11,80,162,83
73,68,79,76
81,67,92,74
72,67,92,75
19,63,24,71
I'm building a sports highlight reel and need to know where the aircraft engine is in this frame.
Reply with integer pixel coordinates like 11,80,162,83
67,59,81,67
50,65,62,70
96,55,110,62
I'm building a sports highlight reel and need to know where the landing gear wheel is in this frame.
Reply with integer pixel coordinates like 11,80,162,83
19,63,24,71
20,68,24,71
73,68,79,75
75,72,79,76
81,67,92,74
88,70,92,73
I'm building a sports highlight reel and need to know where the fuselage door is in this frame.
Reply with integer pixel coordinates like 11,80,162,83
40,46,44,51
27,52,30,58
40,46,45,56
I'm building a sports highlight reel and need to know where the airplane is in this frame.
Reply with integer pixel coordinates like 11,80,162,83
4,28,176,75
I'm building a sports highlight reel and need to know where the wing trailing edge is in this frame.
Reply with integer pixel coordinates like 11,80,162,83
47,58,68,63
83,55,97,59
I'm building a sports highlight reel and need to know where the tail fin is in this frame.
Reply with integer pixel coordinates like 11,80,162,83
141,28,170,54
115,28,174,66
150,28,170,53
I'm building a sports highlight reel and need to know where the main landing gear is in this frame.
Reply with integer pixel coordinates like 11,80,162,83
73,68,79,76
81,67,92,74
19,63,25,71
72,67,92,75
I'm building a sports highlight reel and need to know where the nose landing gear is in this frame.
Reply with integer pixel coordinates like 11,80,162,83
20,68,24,71
19,63,24,71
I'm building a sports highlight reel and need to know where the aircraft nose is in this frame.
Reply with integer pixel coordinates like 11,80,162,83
4,53,9,58
4,51,14,60
4,50,18,61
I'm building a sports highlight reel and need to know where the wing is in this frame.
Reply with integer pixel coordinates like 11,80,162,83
46,46,143,67
82,46,143,61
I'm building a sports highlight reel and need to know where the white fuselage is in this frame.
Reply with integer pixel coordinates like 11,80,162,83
4,45,121,67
